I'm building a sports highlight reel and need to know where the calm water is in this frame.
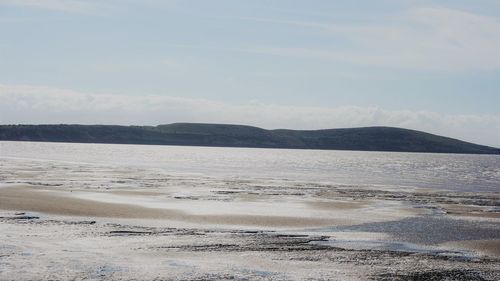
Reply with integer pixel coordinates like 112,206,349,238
1,141,499,192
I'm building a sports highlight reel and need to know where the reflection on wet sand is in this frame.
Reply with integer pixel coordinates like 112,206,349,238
0,154,499,280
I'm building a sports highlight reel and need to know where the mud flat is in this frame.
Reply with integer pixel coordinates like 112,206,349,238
0,185,420,228
0,157,499,280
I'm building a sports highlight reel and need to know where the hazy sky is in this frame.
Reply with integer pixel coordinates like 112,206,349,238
1,0,499,146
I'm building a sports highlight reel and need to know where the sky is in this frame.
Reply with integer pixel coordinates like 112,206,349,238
0,0,499,147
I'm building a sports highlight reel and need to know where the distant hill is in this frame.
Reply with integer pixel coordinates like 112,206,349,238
0,123,499,155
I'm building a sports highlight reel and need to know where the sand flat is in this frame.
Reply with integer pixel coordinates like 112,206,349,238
440,239,500,257
0,185,352,227
306,200,369,210
441,203,500,219
0,185,181,219
0,184,427,228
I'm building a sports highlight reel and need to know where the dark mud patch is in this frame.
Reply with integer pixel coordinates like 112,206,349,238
108,230,154,236
104,225,208,237
153,232,331,252
377,269,496,281
323,188,499,209
323,216,500,245
45,220,96,225
0,214,40,221
0,213,97,226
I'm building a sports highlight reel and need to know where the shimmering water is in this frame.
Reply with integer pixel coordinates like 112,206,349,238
1,141,499,192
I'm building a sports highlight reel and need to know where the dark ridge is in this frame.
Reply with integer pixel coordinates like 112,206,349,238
0,123,499,155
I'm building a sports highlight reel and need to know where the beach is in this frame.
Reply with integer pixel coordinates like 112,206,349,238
1,143,499,280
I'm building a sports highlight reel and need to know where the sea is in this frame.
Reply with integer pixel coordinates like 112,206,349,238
1,141,499,192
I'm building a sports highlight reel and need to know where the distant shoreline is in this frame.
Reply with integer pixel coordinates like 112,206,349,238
1,123,499,155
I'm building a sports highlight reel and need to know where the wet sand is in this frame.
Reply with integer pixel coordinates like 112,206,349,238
1,156,499,280
1,209,499,281
0,186,352,228
440,239,500,258
441,204,500,219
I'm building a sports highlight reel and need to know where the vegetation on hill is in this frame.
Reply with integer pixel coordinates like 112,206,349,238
0,123,499,154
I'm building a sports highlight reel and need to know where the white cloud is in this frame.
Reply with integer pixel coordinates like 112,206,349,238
241,7,500,72
1,84,499,147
